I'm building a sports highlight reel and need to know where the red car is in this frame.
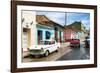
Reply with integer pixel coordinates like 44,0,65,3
70,39,80,47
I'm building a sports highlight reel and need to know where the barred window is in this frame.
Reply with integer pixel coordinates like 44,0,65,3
45,31,51,39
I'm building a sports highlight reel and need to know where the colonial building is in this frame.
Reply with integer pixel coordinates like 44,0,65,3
64,21,87,42
22,11,37,51
22,11,64,52
36,15,55,44
36,15,64,44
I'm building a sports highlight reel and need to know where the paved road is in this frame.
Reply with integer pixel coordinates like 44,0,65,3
22,44,90,62
22,46,72,62
57,44,90,60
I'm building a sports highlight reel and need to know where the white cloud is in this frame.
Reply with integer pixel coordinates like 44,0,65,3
37,11,65,26
37,11,90,28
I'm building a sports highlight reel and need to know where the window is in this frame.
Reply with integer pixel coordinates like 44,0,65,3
23,28,27,32
45,31,51,39
51,41,55,44
38,30,43,42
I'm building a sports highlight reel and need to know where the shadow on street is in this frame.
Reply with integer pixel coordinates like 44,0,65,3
57,44,90,61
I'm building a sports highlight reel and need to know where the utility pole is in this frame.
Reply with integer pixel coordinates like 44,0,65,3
65,12,67,26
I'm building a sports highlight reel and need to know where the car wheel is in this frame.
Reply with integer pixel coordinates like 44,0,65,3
55,50,58,52
44,51,49,57
57,46,60,49
78,44,80,48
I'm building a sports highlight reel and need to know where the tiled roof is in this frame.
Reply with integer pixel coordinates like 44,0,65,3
64,21,86,32
36,15,64,28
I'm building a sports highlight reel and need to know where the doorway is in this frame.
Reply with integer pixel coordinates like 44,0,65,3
38,30,43,44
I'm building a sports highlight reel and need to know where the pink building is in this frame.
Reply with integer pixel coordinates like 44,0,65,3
64,21,86,42
64,28,76,42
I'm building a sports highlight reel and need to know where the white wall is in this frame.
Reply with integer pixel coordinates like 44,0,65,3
22,11,37,48
0,0,99,73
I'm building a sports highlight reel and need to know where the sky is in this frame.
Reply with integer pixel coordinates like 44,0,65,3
67,12,90,29
37,11,66,25
37,11,90,29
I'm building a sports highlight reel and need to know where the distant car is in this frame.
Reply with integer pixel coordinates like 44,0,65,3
70,39,80,47
85,36,90,48
28,40,60,57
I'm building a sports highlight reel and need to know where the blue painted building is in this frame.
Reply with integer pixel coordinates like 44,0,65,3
36,15,64,44
37,24,55,44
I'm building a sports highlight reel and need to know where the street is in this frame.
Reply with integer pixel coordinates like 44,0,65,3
21,11,91,63
22,44,90,62
57,44,90,60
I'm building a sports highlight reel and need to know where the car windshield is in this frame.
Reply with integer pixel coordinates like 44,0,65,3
86,36,90,39
40,41,50,45
72,39,79,41
40,41,55,45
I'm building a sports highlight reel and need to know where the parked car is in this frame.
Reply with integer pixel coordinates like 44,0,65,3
28,40,60,57
70,39,80,47
65,39,73,42
84,36,90,48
